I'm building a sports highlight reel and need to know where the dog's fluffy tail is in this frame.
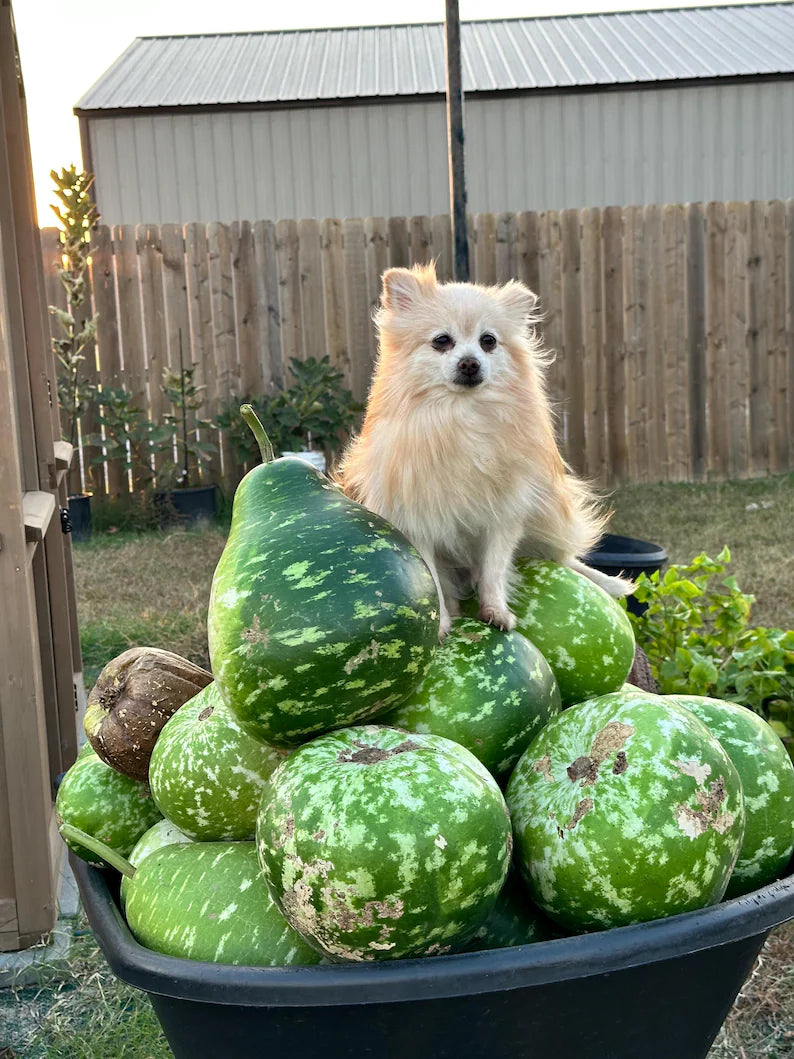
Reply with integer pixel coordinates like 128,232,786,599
566,558,635,599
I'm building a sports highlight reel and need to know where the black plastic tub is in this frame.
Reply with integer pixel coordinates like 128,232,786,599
584,533,668,615
67,493,92,542
72,854,794,1059
154,485,217,527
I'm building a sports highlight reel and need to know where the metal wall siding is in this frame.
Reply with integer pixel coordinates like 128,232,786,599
88,81,794,225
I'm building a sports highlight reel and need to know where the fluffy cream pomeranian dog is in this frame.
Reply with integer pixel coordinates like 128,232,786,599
336,263,632,638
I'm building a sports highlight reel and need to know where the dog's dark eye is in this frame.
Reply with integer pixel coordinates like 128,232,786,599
431,333,454,352
480,333,497,353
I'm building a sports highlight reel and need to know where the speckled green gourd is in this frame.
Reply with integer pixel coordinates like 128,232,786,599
148,683,286,840
208,410,438,746
506,690,745,932
382,617,560,781
511,560,636,706
670,695,794,899
124,842,322,966
121,818,194,909
461,872,562,952
257,724,513,961
56,749,162,866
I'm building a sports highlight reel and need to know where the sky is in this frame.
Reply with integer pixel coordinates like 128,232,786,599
13,0,779,223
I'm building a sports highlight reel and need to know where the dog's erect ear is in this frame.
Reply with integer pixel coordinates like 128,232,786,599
381,264,437,312
499,280,539,329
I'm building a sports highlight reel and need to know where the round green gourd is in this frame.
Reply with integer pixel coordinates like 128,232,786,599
208,411,438,747
122,818,193,909
148,683,286,840
506,690,745,932
56,751,162,867
257,724,513,961
670,694,794,898
511,560,636,707
124,842,322,966
381,617,560,781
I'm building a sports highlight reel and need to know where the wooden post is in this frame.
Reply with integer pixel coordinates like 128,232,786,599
444,0,469,282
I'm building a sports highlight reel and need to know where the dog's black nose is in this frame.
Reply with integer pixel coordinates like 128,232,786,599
457,357,480,378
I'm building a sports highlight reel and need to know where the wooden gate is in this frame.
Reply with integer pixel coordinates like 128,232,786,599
0,0,82,951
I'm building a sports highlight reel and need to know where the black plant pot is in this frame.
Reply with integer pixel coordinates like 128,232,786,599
584,533,668,616
72,854,794,1059
67,493,92,542
154,485,217,527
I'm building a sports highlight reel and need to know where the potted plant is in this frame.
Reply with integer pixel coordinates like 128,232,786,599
154,337,218,525
49,166,100,539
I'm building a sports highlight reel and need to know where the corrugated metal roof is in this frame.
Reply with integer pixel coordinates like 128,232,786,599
75,3,794,112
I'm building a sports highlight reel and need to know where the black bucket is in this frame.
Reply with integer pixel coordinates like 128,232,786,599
584,533,668,616
154,485,217,527
67,494,92,542
72,855,794,1059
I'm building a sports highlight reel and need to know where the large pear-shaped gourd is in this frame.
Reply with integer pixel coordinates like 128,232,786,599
208,408,438,746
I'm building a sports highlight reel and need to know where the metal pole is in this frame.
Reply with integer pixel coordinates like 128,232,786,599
444,0,469,281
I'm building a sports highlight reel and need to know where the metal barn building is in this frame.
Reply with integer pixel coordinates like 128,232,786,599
75,3,794,224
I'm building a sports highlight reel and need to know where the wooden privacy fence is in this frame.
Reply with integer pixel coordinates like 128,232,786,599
41,201,794,495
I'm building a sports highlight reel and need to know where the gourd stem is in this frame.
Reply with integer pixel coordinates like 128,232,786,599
241,404,275,464
60,823,137,879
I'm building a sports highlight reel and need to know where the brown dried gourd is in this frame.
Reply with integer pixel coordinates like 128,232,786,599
84,647,212,781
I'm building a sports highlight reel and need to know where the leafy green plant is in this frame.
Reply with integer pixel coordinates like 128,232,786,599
269,356,361,455
82,387,171,488
158,362,216,489
627,547,794,758
49,166,100,449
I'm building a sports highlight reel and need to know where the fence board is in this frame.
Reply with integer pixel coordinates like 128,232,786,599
343,218,372,405
766,200,788,473
602,206,626,485
297,217,325,361
90,225,125,496
113,225,148,489
538,211,564,446
321,217,348,386
495,212,517,285
686,203,706,481
185,223,220,485
431,214,452,281
516,211,540,298
725,203,750,477
208,221,239,484
254,219,282,392
747,201,771,475
580,207,605,481
365,217,389,367
275,219,301,381
230,221,261,399
561,208,585,472
137,224,170,479
705,202,728,478
644,204,667,481
664,204,689,481
387,216,410,270
409,215,432,267
474,212,496,286
623,205,649,482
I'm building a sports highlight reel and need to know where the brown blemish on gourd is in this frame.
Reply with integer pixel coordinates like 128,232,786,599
533,755,554,782
241,615,270,646
337,738,420,764
567,721,635,787
674,776,735,838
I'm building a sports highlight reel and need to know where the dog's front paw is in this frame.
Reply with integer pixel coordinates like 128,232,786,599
438,613,454,641
478,604,517,632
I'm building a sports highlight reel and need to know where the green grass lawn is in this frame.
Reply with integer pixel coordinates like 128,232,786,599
6,475,793,1058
